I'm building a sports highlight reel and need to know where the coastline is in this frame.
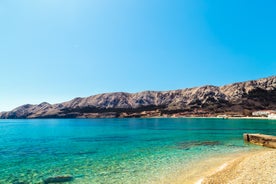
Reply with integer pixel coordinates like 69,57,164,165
155,148,275,184
150,149,258,184
0,118,275,183
149,116,274,120
201,148,276,184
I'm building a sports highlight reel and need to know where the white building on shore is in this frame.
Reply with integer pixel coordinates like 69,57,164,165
268,113,276,119
252,110,276,117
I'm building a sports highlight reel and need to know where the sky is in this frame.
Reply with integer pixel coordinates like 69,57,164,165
0,0,275,111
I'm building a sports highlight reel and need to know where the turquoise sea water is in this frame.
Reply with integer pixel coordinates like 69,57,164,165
0,118,275,184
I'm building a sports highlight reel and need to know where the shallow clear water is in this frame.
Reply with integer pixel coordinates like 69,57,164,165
0,118,275,184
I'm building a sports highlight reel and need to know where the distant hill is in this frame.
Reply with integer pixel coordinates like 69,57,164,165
1,76,275,119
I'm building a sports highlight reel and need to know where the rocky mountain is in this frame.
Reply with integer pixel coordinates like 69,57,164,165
1,76,275,118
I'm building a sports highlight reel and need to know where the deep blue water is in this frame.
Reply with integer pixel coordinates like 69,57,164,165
0,118,275,183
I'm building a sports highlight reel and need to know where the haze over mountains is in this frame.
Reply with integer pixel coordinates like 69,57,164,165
1,76,275,119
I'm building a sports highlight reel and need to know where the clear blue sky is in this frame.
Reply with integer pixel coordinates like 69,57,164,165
0,0,275,111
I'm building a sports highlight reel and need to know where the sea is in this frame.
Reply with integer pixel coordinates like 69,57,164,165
0,118,275,184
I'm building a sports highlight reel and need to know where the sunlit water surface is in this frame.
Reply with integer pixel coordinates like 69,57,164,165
0,118,275,183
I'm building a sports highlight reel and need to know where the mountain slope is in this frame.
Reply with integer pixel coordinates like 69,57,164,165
1,76,275,118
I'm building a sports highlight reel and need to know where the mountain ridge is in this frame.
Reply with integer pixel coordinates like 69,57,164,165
1,76,275,119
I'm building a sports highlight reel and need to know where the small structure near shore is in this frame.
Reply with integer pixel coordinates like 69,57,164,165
268,113,276,119
252,110,276,118
243,133,276,149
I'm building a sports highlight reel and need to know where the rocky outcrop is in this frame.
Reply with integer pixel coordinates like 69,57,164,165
43,175,74,184
0,76,275,118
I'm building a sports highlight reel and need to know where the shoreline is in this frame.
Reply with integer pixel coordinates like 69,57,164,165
151,149,261,184
0,116,275,120
199,148,276,184
156,148,275,184
148,116,274,120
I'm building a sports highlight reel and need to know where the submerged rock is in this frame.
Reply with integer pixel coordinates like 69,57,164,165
12,182,28,184
177,141,221,150
43,175,74,184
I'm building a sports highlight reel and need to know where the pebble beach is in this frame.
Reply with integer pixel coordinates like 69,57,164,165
201,149,276,184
